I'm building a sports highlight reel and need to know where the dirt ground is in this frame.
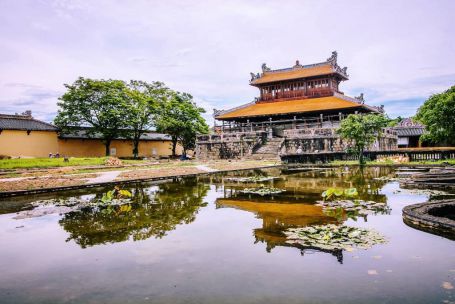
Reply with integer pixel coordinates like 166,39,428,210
0,159,279,193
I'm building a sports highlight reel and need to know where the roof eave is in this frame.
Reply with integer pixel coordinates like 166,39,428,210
249,72,348,86
216,105,365,121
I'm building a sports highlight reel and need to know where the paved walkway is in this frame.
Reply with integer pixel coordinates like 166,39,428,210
195,165,218,172
85,170,123,184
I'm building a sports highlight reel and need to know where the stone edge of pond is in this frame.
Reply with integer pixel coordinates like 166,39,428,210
0,164,284,198
400,180,455,191
289,163,452,168
402,199,455,240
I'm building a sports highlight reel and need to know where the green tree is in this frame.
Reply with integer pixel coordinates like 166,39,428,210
54,77,129,156
155,92,209,156
415,85,455,145
337,113,388,165
124,81,170,158
387,116,403,127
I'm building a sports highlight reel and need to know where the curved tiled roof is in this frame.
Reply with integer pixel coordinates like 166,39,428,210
394,127,425,137
216,95,376,120
0,114,57,131
251,63,345,85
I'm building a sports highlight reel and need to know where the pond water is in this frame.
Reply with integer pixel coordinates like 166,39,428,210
0,166,454,304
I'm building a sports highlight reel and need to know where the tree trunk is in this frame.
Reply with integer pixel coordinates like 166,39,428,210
358,147,365,166
105,140,111,156
172,137,177,157
132,137,140,159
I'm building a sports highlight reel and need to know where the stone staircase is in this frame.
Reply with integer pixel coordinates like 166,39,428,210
247,138,283,160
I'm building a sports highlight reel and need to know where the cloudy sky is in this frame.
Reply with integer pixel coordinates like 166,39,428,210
1,0,454,124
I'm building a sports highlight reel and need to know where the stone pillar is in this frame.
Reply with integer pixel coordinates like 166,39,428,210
268,117,273,138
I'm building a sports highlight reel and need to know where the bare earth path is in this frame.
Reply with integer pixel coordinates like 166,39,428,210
0,160,279,193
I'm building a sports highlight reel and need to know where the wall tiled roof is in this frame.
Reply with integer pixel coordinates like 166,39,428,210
59,129,171,141
216,95,373,120
0,114,57,131
394,127,425,137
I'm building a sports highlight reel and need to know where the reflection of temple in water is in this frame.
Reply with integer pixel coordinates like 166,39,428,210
214,166,392,263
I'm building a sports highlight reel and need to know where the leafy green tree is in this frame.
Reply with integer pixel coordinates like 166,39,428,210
124,81,170,158
54,77,129,156
387,116,403,127
415,85,455,145
337,113,388,165
155,92,209,156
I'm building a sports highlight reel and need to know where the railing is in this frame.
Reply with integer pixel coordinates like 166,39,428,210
282,148,455,164
196,131,267,143
218,114,345,134
260,88,333,102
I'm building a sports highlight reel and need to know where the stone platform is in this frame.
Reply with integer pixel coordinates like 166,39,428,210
402,200,455,240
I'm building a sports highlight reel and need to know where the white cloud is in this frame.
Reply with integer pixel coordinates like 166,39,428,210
0,0,454,125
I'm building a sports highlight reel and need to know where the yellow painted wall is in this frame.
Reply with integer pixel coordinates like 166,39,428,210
0,130,184,158
0,130,59,157
58,138,182,157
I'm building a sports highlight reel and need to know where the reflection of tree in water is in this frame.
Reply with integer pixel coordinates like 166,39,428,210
59,178,209,248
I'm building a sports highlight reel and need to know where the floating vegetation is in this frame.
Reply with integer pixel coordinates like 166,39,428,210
316,199,391,216
321,187,358,201
240,185,285,196
31,197,88,208
284,224,387,251
16,187,133,219
224,176,278,183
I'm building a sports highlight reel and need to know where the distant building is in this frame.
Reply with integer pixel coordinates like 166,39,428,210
393,118,426,148
196,51,397,160
0,112,181,158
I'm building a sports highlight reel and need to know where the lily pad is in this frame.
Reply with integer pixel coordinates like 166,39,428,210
225,176,278,183
240,185,285,196
284,224,387,251
315,199,391,219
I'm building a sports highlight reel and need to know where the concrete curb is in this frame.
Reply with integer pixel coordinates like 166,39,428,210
0,164,283,198
402,200,455,240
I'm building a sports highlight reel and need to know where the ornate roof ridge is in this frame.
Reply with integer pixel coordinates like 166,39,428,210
213,101,256,118
333,92,384,113
250,51,349,83
265,61,331,74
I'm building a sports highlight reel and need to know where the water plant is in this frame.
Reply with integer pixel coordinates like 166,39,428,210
316,199,391,216
225,175,278,183
321,187,358,201
284,224,387,251
240,185,285,196
99,187,132,205
23,187,134,219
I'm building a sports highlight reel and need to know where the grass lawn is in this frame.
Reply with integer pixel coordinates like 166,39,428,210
0,157,145,170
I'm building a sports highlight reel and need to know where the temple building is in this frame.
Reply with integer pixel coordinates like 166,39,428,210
196,52,397,160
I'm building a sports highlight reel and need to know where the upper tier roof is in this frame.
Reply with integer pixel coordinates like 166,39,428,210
216,94,380,120
250,51,349,86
